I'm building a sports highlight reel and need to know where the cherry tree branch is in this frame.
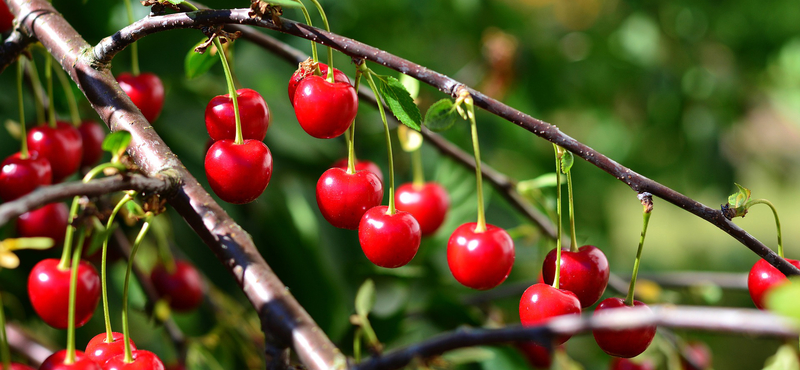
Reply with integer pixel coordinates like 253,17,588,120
0,29,34,73
6,322,54,367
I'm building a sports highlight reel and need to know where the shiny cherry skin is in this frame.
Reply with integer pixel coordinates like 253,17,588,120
205,140,272,204
331,158,384,184
292,75,358,139
39,350,101,370
519,283,581,345
747,258,800,309
205,88,270,141
358,206,421,268
150,260,205,312
27,258,101,329
0,363,36,370
78,120,106,167
542,245,609,308
316,167,383,230
16,202,68,246
609,358,655,370
116,72,165,123
85,332,137,365
592,298,656,358
27,121,83,183
0,0,13,33
447,223,515,290
681,340,712,370
102,350,165,370
288,63,350,103
395,182,449,236
0,151,52,201
516,342,553,369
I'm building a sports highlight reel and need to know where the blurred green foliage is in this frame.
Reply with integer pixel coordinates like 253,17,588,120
3,0,800,369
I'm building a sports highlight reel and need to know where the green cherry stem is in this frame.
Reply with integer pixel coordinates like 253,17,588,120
52,61,81,126
361,65,396,214
346,71,362,174
411,146,424,187
214,38,243,145
123,0,140,76
552,144,563,289
566,169,577,252
745,199,783,258
463,93,487,233
65,228,87,364
27,55,46,124
152,215,177,274
101,193,134,343
45,55,56,128
0,291,10,370
17,59,28,159
625,194,653,306
306,0,334,82
122,216,153,363
292,0,318,63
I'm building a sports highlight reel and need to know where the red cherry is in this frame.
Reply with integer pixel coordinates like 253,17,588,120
204,140,272,204
27,258,101,329
0,0,13,33
315,167,383,230
288,63,350,103
205,88,270,141
102,350,165,370
85,332,137,365
331,158,384,184
0,151,52,201
150,260,205,312
39,350,101,370
16,202,68,246
516,342,553,369
358,206,421,268
395,182,449,236
592,298,656,358
27,122,83,183
292,75,358,139
609,358,655,370
681,340,712,370
0,363,36,370
542,245,609,308
519,283,581,345
116,72,165,123
78,120,106,167
747,258,800,309
447,223,515,290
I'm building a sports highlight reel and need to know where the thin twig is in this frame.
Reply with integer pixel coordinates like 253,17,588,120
0,30,34,73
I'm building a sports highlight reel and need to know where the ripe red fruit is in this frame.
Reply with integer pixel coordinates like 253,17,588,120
27,121,83,182
205,140,272,204
609,358,655,370
27,258,101,329
395,182,449,236
331,158,384,184
16,202,68,245
316,167,383,230
150,260,205,312
542,245,609,308
78,120,106,167
681,340,712,370
292,75,358,139
39,350,101,370
288,63,350,103
0,151,52,201
0,363,36,370
519,283,581,345
447,223,515,290
102,350,165,370
747,258,800,309
358,206,421,268
592,298,656,358
516,342,553,369
85,332,137,365
205,88,270,141
116,72,165,123
0,0,13,33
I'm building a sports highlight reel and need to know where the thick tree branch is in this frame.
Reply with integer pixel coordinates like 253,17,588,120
0,29,34,73
88,8,799,277
6,322,53,367
0,174,175,226
353,305,798,370
6,1,345,369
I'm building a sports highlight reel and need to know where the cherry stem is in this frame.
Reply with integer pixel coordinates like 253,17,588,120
26,56,45,124
353,329,362,363
0,292,11,370
625,203,652,306
745,199,783,259
17,59,28,159
123,0,140,76
52,62,81,126
101,193,134,343
122,216,153,363
45,55,56,128
553,144,563,289
214,38,243,145
463,94,487,233
292,0,318,63
361,65,396,214
346,71,362,175
66,228,87,365
566,169,577,252
411,147,425,187
152,215,177,274
306,0,334,82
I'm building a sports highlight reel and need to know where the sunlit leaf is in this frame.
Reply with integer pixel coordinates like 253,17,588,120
102,131,132,160
424,99,457,132
762,343,800,370
766,277,800,321
398,74,419,100
397,124,423,152
185,38,219,79
355,279,376,317
560,150,574,173
4,119,21,140
378,76,422,131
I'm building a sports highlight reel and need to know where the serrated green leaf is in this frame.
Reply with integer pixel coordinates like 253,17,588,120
766,277,800,321
424,99,457,132
560,150,574,173
398,74,419,100
763,343,800,370
378,76,422,131
727,183,752,208
102,131,132,159
185,39,219,79
355,279,376,317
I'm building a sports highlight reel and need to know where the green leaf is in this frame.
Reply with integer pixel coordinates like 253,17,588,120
4,119,21,140
185,39,219,79
727,183,752,208
102,131,132,159
560,150,574,173
763,343,800,370
163,0,185,4
355,279,376,317
3,237,54,251
766,277,800,321
424,99,457,132
378,76,422,131
260,0,302,8
398,74,419,100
